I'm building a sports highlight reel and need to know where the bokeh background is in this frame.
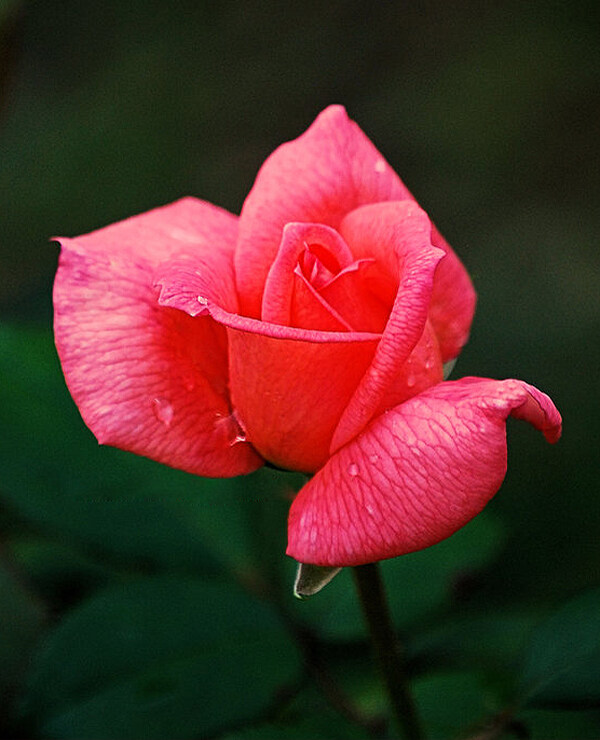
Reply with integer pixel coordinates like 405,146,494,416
1,1,598,738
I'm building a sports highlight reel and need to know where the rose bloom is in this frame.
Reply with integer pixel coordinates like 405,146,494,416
53,106,561,566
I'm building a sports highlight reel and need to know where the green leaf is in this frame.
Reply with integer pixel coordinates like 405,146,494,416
0,559,45,709
517,708,600,739
409,607,545,677
289,513,503,641
222,726,335,740
20,576,302,739
519,587,600,708
221,715,368,740
220,672,378,740
0,325,286,578
6,535,114,604
413,670,500,739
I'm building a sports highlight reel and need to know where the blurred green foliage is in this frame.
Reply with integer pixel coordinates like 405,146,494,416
1,0,598,737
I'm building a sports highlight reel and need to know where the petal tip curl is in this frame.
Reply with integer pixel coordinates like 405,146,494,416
288,377,561,567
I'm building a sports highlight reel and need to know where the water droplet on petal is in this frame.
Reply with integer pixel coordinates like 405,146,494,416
180,370,196,392
152,397,174,427
425,358,434,370
197,295,208,306
214,411,248,446
374,158,386,173
348,462,359,477
368,453,379,464
406,375,416,388
231,430,247,446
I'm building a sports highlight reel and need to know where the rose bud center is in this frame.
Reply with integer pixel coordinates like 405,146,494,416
262,223,395,334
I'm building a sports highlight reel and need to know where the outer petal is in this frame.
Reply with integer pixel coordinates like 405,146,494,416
429,225,477,362
54,198,262,478
287,377,562,566
235,105,476,360
374,319,443,415
235,105,412,317
331,202,445,452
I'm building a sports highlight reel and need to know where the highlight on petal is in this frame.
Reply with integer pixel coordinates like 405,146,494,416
235,105,412,317
287,377,562,566
54,199,262,478
331,201,445,452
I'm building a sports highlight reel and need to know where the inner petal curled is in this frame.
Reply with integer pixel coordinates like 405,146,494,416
262,222,395,333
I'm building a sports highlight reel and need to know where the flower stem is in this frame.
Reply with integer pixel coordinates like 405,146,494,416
353,562,424,740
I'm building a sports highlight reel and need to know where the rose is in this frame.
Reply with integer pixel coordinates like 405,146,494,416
53,105,561,566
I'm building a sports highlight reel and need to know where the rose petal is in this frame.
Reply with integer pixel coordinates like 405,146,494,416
429,225,477,362
374,319,443,414
235,105,476,360
227,329,379,472
290,272,354,332
235,105,412,317
63,196,235,269
156,262,382,472
318,259,391,333
157,259,380,342
287,377,562,566
331,201,445,452
54,198,262,477
261,222,354,331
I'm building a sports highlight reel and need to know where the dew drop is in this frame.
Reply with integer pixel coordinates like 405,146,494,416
348,462,359,477
368,453,379,464
197,295,208,306
425,358,434,370
152,397,174,427
215,411,248,446
181,370,196,392
230,410,248,446
406,374,416,388
230,430,247,446
374,158,386,173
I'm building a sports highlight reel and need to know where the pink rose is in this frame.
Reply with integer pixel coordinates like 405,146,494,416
53,106,561,566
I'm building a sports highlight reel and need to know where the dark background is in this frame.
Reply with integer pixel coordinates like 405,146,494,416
1,1,598,738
